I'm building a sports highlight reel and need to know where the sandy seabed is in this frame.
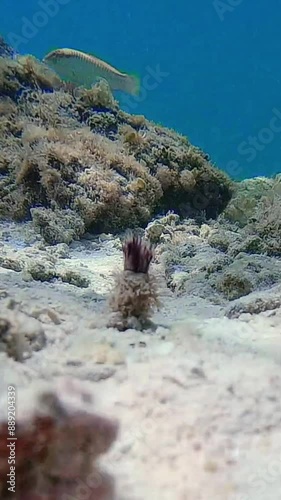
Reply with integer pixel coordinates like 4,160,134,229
0,220,281,500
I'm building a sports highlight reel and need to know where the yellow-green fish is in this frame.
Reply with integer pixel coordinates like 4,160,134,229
43,48,140,96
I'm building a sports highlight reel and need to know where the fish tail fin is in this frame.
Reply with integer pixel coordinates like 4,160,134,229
123,73,140,96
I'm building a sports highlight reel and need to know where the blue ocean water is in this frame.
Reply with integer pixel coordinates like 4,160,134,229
2,0,281,180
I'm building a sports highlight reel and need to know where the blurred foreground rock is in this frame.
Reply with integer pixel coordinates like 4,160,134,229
0,377,118,499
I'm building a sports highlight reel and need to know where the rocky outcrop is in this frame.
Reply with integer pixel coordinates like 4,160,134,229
0,36,233,240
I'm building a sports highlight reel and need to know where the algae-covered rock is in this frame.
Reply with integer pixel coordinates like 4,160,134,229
160,214,281,304
31,207,85,245
215,270,253,300
25,259,57,282
225,284,281,318
0,37,233,237
145,221,166,243
247,190,281,256
208,229,237,252
228,235,263,256
0,54,61,99
222,176,273,226
222,176,281,256
22,254,90,287
75,79,118,113
59,269,90,288
0,255,23,272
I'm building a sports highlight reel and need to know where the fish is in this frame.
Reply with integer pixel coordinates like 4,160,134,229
43,48,140,96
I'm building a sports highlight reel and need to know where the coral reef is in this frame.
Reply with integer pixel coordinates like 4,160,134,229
0,377,118,499
0,37,233,238
107,234,159,330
